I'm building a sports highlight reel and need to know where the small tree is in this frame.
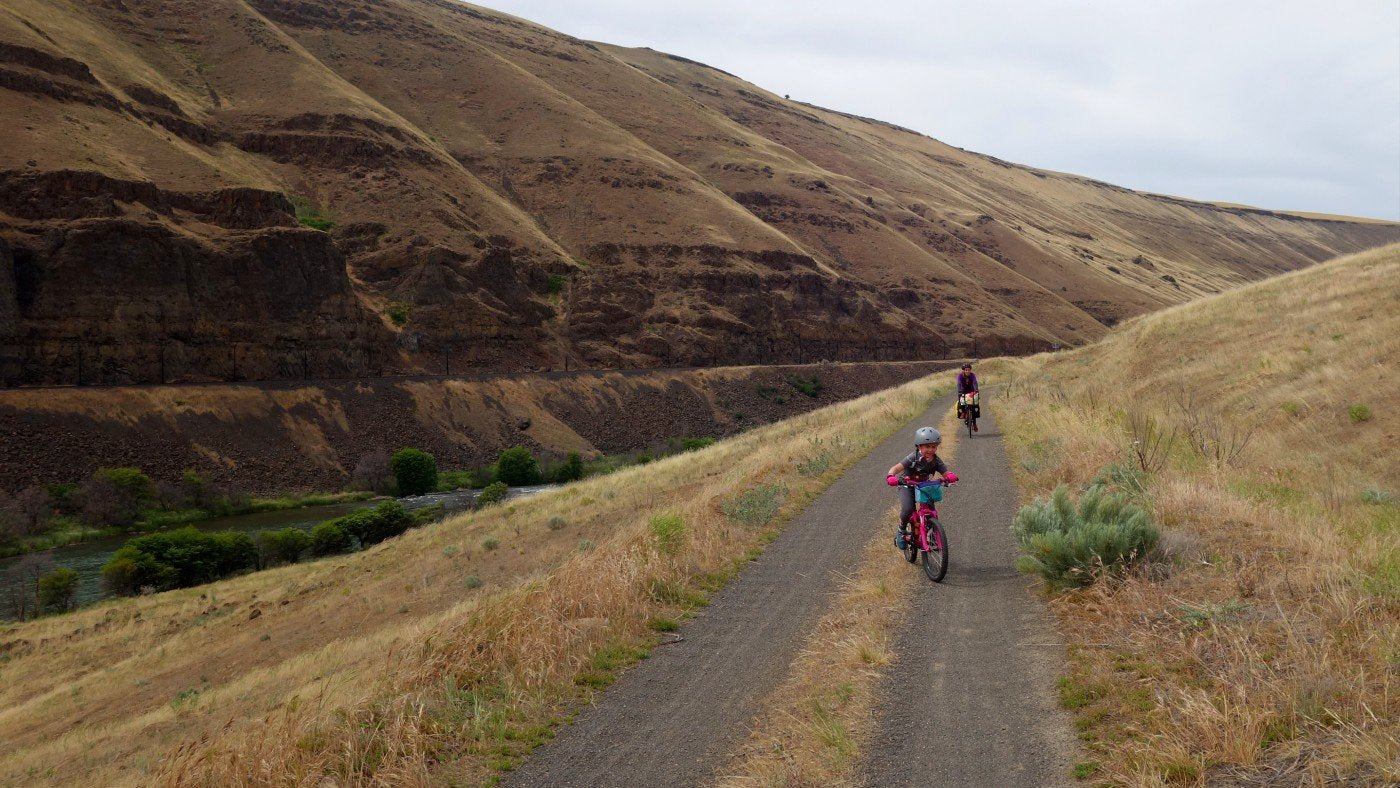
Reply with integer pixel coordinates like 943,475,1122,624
497,447,541,486
390,448,438,496
476,481,508,508
309,521,353,556
352,449,395,494
180,469,225,511
552,452,584,483
36,567,79,614
82,467,154,526
12,487,51,535
2,553,52,620
258,528,311,566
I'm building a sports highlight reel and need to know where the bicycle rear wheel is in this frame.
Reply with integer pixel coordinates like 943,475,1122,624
921,516,949,582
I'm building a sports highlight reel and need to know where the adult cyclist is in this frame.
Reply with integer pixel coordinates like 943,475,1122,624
956,363,979,432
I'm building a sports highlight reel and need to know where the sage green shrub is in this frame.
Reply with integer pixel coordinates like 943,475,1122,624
1012,483,1159,589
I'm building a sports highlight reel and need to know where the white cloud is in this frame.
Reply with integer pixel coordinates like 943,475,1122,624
486,0,1400,219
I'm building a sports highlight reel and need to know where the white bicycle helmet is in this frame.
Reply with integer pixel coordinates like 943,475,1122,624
914,426,941,445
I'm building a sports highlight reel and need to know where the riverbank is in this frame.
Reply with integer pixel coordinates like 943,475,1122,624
0,491,377,560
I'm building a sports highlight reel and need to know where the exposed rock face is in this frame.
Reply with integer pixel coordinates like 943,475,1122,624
0,171,394,385
0,0,1396,386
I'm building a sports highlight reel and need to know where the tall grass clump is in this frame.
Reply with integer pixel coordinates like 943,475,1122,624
721,484,786,526
649,513,686,555
1012,484,1159,589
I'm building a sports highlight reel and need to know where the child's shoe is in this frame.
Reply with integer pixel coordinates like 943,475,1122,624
894,529,906,550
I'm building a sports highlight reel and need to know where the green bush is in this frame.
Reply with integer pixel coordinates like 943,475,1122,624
101,527,258,595
551,452,584,483
1012,484,1159,590
680,437,715,451
391,449,438,496
309,521,353,556
437,470,475,491
649,513,686,555
258,528,311,566
547,515,567,531
36,567,80,613
477,481,508,507
483,536,500,551
1348,403,1373,423
787,375,823,398
335,501,412,547
82,467,155,526
721,484,787,526
497,447,541,486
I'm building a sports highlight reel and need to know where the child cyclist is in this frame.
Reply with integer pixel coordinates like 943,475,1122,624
885,426,955,549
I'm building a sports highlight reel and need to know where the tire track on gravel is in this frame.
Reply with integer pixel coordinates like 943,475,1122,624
504,394,958,788
863,402,1078,787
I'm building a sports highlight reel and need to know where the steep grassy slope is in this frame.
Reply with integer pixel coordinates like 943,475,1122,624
986,243,1398,783
1,0,1395,385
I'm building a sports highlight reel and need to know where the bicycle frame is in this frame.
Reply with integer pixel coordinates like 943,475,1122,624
902,480,946,551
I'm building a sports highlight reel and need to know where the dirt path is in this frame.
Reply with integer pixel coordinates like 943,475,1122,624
862,404,1078,786
504,394,959,788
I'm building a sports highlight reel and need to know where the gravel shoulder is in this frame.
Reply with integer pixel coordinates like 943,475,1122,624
862,403,1079,787
504,394,958,788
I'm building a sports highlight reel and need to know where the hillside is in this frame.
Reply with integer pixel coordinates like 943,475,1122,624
2,0,1396,386
985,243,1399,783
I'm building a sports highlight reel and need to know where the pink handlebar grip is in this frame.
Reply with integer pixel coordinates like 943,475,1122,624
944,472,959,484
886,474,899,486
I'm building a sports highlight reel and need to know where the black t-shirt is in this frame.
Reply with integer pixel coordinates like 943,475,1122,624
899,451,947,480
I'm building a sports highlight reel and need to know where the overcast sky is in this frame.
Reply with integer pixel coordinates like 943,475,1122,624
486,0,1400,220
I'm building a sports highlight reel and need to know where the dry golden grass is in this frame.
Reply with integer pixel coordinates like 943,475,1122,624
985,243,1399,785
717,411,964,787
0,373,951,786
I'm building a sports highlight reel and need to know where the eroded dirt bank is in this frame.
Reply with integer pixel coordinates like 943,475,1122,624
0,360,960,494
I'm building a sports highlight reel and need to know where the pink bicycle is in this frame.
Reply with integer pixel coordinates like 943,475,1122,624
896,475,957,582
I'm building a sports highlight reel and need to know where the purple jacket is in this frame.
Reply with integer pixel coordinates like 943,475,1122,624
957,371,978,394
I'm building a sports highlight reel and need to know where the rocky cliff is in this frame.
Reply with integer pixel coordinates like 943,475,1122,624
0,0,1396,385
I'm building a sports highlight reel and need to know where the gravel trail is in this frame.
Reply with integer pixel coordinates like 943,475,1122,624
504,394,957,788
862,403,1079,787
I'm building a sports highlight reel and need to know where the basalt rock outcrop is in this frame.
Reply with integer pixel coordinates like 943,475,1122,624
0,0,1396,386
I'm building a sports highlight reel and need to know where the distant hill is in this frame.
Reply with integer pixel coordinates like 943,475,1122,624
1,0,1396,386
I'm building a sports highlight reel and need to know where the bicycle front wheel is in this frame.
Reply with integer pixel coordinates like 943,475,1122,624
921,517,949,582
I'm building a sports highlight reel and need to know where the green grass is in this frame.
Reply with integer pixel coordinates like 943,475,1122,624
1348,403,1373,423
292,198,335,232
648,513,686,555
386,303,410,326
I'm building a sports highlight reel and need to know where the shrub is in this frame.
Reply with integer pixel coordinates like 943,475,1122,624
649,513,686,555
102,527,258,595
390,449,438,496
36,567,80,613
82,467,154,526
352,449,396,494
635,450,654,465
465,575,483,589
386,303,410,326
1362,487,1394,505
411,503,445,525
336,501,412,547
546,273,566,296
258,528,311,566
1348,403,1372,423
179,469,226,511
680,437,715,451
551,452,584,483
787,374,823,398
796,452,833,477
483,536,500,551
476,481,509,507
497,447,541,486
721,484,787,526
547,515,567,531
437,470,475,491
1012,484,1159,590
309,521,353,556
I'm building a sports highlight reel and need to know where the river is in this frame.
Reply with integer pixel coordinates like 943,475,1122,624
0,484,551,614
